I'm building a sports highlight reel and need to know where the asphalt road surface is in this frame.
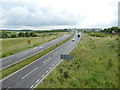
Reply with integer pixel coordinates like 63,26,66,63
1,32,73,69
1,32,82,89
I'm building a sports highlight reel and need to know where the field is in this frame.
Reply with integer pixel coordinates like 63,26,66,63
0,32,67,58
0,34,74,79
36,33,118,88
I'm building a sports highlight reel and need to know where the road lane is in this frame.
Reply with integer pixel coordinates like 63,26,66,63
1,32,73,69
2,32,82,89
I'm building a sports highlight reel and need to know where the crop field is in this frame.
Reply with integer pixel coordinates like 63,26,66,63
36,33,118,88
0,32,68,58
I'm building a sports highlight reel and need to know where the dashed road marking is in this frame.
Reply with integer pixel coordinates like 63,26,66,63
46,70,48,73
22,67,38,79
30,85,34,88
6,87,11,90
39,46,43,48
43,58,50,63
36,79,40,83
49,67,51,70
41,74,44,78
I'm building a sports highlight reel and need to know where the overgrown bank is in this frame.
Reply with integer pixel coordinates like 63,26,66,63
36,34,118,88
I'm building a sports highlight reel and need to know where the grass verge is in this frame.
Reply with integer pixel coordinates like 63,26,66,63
1,32,67,58
0,33,74,79
36,34,118,88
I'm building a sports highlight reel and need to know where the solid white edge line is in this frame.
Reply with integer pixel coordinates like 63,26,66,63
1,33,72,88
2,34,68,70
2,44,51,70
1,34,67,62
33,59,63,88
0,35,69,82
34,32,82,88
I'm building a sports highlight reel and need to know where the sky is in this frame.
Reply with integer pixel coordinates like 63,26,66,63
0,0,119,30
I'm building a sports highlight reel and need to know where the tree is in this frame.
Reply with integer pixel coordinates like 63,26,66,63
11,34,17,38
2,31,9,38
102,27,120,34
63,71,69,78
18,32,25,37
25,32,30,37
30,32,36,37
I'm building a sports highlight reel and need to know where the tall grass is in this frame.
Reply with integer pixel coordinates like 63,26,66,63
36,34,118,88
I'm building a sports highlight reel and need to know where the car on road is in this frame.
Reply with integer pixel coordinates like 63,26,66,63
72,39,75,42
78,34,80,37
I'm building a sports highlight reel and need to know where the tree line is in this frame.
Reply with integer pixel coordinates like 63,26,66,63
1,32,37,38
34,29,68,33
100,27,120,34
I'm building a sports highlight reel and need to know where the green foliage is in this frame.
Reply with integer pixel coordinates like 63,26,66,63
0,33,73,78
10,34,17,38
30,32,37,37
88,32,106,37
1,32,66,58
25,32,30,37
63,71,69,78
2,31,9,38
36,34,118,88
34,29,68,33
18,32,26,37
101,27,120,34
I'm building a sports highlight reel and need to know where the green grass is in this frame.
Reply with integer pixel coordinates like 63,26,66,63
36,34,118,88
87,32,107,37
0,32,67,58
0,33,73,79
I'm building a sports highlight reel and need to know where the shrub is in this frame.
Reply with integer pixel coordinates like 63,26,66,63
63,71,69,78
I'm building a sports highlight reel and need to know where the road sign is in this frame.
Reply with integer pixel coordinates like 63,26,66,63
60,54,73,60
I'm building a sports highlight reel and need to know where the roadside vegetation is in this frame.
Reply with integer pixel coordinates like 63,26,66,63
36,30,118,88
0,33,74,79
0,29,68,38
1,32,68,58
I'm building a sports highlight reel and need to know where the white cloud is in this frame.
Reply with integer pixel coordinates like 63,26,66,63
0,0,119,29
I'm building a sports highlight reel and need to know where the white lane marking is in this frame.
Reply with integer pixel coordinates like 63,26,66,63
52,64,54,67
34,34,81,88
34,47,37,49
33,58,64,88
22,67,38,79
43,60,47,63
6,87,11,90
43,58,50,63
54,52,58,56
39,46,43,48
46,70,48,73
30,85,34,88
41,74,44,78
1,34,69,80
36,79,40,83
50,67,51,69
